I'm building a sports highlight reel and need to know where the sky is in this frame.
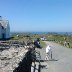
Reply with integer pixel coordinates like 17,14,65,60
0,0,72,32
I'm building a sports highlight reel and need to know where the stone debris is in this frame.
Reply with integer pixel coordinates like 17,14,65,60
0,47,28,72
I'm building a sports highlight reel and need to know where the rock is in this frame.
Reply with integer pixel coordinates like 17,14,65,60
0,47,28,72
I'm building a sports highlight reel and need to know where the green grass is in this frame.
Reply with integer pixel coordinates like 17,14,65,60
10,33,72,48
40,41,47,48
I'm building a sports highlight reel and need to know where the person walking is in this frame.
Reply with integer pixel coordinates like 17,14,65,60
45,45,51,60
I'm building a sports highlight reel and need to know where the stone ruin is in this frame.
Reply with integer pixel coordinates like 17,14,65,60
0,47,28,72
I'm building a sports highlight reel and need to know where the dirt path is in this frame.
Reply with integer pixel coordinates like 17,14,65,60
36,41,72,72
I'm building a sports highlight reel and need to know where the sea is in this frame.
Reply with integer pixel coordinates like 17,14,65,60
11,32,72,36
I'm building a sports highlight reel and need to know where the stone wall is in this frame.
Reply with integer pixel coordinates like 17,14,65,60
13,49,33,72
0,47,28,72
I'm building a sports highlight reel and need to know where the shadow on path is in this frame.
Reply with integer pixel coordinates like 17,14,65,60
44,59,58,61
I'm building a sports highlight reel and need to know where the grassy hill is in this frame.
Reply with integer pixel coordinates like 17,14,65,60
10,32,72,48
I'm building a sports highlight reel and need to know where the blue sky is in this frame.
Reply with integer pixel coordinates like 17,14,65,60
0,0,72,32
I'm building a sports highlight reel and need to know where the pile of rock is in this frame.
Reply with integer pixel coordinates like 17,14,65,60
0,47,28,72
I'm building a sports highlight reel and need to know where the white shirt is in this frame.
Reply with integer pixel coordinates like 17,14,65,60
46,45,51,53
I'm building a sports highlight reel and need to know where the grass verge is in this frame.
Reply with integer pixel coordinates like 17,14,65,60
40,41,47,48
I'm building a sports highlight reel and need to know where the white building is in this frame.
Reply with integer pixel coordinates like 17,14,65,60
0,16,10,39
40,37,47,41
